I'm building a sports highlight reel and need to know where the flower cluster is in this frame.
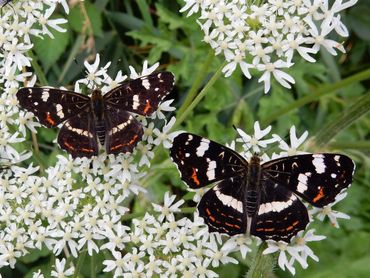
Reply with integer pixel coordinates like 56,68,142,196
0,52,179,275
181,0,358,93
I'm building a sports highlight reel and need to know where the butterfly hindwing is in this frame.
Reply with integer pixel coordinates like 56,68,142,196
198,176,247,235
104,72,174,116
262,154,355,207
170,133,246,188
17,87,90,128
57,110,99,158
104,105,143,155
251,179,309,242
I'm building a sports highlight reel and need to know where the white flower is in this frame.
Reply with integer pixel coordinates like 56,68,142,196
153,116,180,148
152,192,185,222
263,241,306,275
102,251,126,278
277,125,309,156
236,121,278,153
51,258,74,277
181,0,357,93
311,191,350,228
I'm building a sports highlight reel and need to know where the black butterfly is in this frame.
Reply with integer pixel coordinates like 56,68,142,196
17,72,175,158
170,132,355,242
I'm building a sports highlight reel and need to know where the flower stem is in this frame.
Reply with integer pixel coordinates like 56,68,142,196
174,61,227,128
176,51,215,117
261,68,370,126
73,249,87,278
91,252,96,278
328,140,370,150
31,131,44,174
246,242,276,278
28,50,48,86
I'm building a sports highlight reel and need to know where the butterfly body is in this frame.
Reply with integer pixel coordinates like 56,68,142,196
17,72,175,158
170,132,355,242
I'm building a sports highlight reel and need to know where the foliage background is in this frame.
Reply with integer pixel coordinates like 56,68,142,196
3,0,369,277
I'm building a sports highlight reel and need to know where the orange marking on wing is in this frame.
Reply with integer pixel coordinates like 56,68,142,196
143,100,152,114
81,148,94,153
313,187,325,203
206,208,212,216
191,167,200,186
46,112,56,126
209,215,216,222
225,222,241,229
110,135,139,151
64,141,75,151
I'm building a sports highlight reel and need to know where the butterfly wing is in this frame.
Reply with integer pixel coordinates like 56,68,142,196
57,109,99,158
170,133,247,188
17,87,90,128
251,179,309,242
104,104,143,155
104,72,174,116
262,154,355,207
198,176,247,235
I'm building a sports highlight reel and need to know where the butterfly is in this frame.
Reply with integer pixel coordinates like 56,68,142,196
170,132,355,242
17,72,175,158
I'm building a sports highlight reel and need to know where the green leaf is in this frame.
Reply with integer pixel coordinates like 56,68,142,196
33,25,69,72
106,11,144,30
68,2,103,37
156,3,196,30
348,4,370,40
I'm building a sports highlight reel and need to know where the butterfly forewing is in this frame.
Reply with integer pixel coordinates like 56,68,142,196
104,72,175,116
17,87,90,128
104,105,143,155
262,154,355,207
170,133,246,188
57,110,99,158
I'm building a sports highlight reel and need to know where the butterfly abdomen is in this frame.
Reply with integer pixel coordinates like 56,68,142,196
245,155,262,216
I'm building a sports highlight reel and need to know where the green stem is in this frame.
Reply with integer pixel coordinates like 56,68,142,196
261,68,370,126
174,62,227,128
31,131,44,174
28,50,48,86
313,92,370,148
246,242,275,278
176,51,215,117
91,252,96,278
58,34,85,84
73,249,87,278
328,140,370,150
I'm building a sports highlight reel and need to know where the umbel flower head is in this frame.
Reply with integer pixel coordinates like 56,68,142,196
181,0,358,93
0,55,179,274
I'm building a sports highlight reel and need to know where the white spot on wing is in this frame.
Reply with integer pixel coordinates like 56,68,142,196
66,122,93,138
56,104,64,119
312,154,326,174
196,138,210,156
258,195,297,214
132,95,140,110
206,160,216,180
297,173,308,193
142,78,150,90
214,186,243,213
41,90,49,102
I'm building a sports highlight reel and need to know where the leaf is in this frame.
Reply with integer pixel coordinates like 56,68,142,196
348,4,370,40
33,24,69,72
106,11,144,30
68,2,103,37
156,3,197,30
